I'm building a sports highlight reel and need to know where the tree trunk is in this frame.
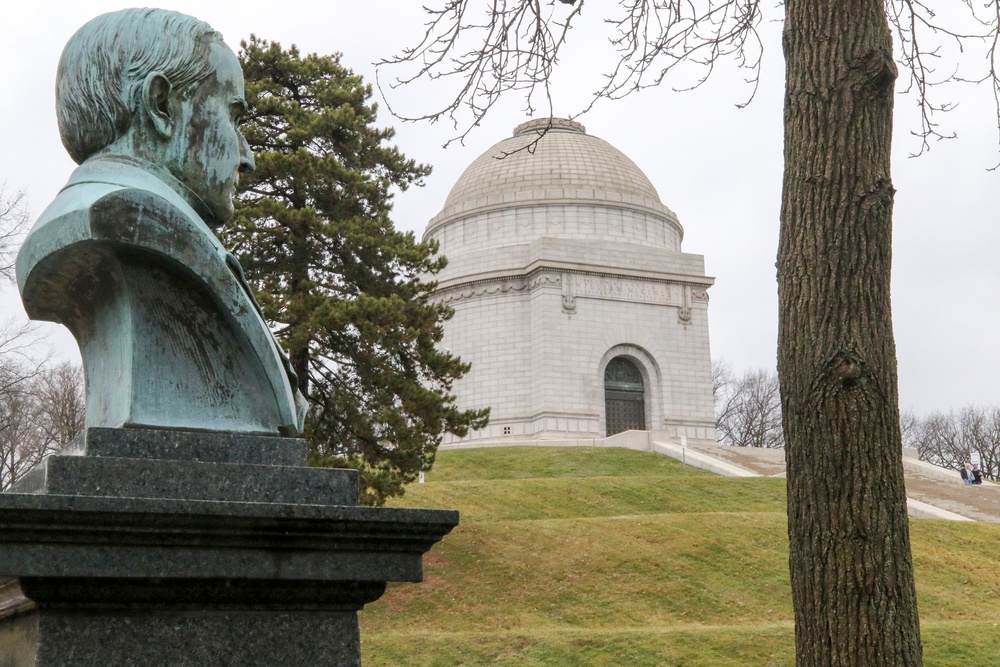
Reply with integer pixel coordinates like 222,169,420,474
779,1,923,665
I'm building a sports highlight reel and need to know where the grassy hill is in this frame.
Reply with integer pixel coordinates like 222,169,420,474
359,447,1000,666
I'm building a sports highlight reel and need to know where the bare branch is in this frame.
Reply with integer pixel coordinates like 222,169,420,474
0,319,48,395
0,184,29,284
380,1,763,144
586,0,763,112
387,1,1000,160
715,366,783,448
887,0,1000,156
378,0,582,146
0,340,71,491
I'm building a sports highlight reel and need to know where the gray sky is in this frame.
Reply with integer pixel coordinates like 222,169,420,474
2,1,999,416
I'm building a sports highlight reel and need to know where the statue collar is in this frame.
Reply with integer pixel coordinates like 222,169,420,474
67,155,212,233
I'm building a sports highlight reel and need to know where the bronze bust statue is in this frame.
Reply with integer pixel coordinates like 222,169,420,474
16,9,307,436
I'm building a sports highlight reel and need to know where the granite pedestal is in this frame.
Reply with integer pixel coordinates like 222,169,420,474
0,428,458,667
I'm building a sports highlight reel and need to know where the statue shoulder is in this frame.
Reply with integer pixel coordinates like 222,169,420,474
16,180,122,295
18,183,231,323
20,182,225,279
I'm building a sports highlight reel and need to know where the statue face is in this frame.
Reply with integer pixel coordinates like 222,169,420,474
166,41,254,225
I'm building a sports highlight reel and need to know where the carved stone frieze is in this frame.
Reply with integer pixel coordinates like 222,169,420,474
435,278,529,304
435,272,562,304
527,273,562,290
434,269,709,313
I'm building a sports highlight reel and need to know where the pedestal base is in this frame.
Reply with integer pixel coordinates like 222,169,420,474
1,608,362,667
0,428,458,667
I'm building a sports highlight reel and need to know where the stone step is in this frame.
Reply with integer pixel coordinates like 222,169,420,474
686,443,1000,522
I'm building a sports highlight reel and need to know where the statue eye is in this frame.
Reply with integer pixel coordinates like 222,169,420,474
231,100,249,126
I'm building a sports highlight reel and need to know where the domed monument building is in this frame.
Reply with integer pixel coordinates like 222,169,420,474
425,119,716,444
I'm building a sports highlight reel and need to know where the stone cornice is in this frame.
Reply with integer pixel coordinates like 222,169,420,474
435,260,715,293
433,265,712,309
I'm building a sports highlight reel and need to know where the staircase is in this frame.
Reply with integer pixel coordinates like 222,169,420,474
442,430,997,522
683,440,1000,522
685,441,788,477
901,458,1000,522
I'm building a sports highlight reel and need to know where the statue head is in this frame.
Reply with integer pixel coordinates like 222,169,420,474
56,8,254,225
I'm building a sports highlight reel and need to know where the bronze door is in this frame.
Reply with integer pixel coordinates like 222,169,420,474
604,357,645,436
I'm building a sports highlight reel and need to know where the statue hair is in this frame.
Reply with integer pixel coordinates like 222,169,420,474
56,8,223,164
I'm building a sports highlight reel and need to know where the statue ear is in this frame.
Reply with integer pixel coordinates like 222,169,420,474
142,73,173,139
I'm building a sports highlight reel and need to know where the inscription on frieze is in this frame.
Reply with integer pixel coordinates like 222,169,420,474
574,276,679,306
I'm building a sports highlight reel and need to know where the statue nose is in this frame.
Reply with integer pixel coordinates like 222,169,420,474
239,134,255,174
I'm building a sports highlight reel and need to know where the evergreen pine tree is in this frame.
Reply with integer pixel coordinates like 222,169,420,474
226,37,488,505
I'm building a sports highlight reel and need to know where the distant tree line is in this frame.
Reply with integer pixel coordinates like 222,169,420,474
0,354,84,490
0,185,85,490
714,358,1000,482
713,359,784,449
905,407,1000,481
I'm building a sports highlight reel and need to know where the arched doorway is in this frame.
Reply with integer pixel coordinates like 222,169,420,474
605,356,645,436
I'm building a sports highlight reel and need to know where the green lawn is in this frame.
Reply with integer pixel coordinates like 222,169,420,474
358,446,1000,666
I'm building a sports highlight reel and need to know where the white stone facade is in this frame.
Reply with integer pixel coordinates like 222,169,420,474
425,119,716,443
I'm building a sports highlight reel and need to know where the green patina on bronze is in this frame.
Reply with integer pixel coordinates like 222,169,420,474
15,8,306,436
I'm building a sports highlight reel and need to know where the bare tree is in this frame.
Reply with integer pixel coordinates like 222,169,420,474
0,319,49,490
0,185,40,401
0,186,83,490
899,408,920,450
377,0,1000,662
913,406,1000,481
711,358,734,407
716,367,783,448
0,183,29,283
0,320,46,394
0,373,40,490
32,362,85,454
0,361,84,491
978,407,1000,480
913,411,962,470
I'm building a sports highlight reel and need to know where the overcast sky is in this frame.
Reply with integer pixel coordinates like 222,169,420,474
2,1,999,417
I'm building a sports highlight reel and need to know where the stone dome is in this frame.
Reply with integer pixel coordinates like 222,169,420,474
426,118,678,234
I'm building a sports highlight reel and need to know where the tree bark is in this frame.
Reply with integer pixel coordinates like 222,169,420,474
779,1,923,665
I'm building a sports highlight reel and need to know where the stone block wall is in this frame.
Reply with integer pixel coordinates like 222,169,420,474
437,261,716,443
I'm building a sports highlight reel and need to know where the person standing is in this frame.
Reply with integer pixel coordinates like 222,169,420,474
972,464,983,485
961,463,974,484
